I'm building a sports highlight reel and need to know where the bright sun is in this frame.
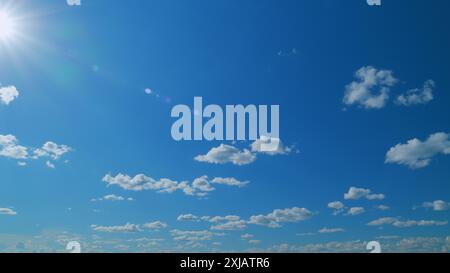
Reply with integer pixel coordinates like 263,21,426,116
0,10,16,41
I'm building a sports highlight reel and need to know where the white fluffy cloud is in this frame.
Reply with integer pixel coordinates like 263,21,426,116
207,215,241,223
194,144,256,165
0,86,19,105
210,220,247,231
195,139,296,166
385,132,450,169
344,187,385,200
367,217,397,226
142,221,168,230
0,135,28,159
346,207,365,216
34,142,72,160
178,208,312,231
91,223,142,233
343,66,398,109
177,214,246,231
248,207,312,228
260,236,450,253
91,221,167,233
367,217,448,228
0,208,17,216
318,227,345,234
103,173,247,198
170,230,224,242
421,200,450,211
211,177,249,188
0,135,72,167
177,214,200,222
328,201,344,210
91,194,134,202
328,201,345,215
396,80,435,106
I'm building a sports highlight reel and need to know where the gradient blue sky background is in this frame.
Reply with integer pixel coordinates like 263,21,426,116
0,0,449,252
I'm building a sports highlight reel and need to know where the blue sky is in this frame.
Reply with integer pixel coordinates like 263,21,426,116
0,0,449,252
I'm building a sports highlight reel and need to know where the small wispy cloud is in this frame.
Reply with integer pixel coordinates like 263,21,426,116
396,80,435,106
0,208,17,216
417,200,450,211
318,227,345,234
367,217,448,228
91,194,134,202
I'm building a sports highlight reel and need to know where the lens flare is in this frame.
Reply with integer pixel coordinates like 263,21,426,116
0,9,17,42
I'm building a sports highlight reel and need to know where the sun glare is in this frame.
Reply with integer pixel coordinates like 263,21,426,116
0,9,17,42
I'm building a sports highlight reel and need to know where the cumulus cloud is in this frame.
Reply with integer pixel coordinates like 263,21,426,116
33,142,72,160
376,205,390,211
328,201,345,215
103,173,247,198
343,66,398,109
328,201,344,210
178,208,312,231
210,220,247,231
248,207,312,228
211,177,249,188
0,135,28,159
421,200,450,211
142,221,168,230
103,173,181,192
177,214,246,231
385,132,450,169
0,208,17,216
207,215,241,223
396,80,435,106
0,135,72,166
91,194,134,202
91,221,167,233
367,217,398,226
367,217,448,228
177,214,200,222
91,223,142,233
393,220,448,228
250,137,296,155
195,139,296,166
0,86,19,105
318,227,345,234
188,176,215,195
170,230,224,242
346,207,365,216
257,236,450,253
344,187,385,200
194,144,256,165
